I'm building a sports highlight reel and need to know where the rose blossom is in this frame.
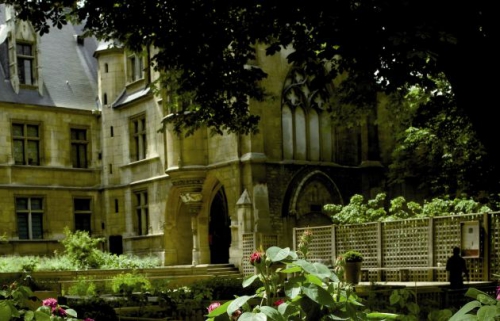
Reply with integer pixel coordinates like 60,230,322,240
274,299,285,306
54,307,67,317
207,302,221,313
42,298,58,309
250,251,263,265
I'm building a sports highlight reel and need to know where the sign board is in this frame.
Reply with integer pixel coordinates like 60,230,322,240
460,221,481,258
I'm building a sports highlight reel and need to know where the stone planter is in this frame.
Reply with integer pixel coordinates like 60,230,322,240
344,262,362,285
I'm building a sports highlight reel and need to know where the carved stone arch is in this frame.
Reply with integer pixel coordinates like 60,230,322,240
282,169,343,227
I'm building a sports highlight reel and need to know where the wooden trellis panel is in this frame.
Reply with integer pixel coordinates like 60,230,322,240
242,233,279,277
292,212,500,282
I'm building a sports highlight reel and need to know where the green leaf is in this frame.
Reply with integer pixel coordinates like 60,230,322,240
243,275,259,288
449,301,482,321
280,266,301,273
291,260,332,279
477,293,498,306
266,246,291,262
301,283,335,306
0,302,12,321
238,312,267,321
477,305,500,320
228,295,254,315
305,273,324,286
260,306,286,321
65,308,78,318
285,284,301,299
465,288,490,300
34,310,52,321
389,291,400,305
366,312,401,319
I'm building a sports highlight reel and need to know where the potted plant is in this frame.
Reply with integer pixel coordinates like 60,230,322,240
341,250,363,285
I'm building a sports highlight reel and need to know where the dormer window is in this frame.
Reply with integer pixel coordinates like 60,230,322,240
16,43,34,85
127,53,144,83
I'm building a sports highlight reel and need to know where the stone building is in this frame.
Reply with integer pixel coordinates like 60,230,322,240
1,5,394,269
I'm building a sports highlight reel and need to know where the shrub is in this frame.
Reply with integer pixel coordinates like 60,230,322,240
110,272,151,296
60,227,105,269
67,276,99,297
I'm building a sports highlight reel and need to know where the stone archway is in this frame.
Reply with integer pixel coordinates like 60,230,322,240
282,170,343,246
209,186,231,264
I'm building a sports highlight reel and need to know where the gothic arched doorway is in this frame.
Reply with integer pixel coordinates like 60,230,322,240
209,187,231,263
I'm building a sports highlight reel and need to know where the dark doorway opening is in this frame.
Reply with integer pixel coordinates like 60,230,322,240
209,187,230,263
109,235,123,255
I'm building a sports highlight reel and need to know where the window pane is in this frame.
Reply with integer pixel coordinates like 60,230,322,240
78,145,87,167
31,213,43,239
27,125,39,138
12,124,24,137
27,141,39,165
13,140,24,164
17,213,29,239
74,199,91,211
75,214,91,232
16,198,28,210
30,198,43,210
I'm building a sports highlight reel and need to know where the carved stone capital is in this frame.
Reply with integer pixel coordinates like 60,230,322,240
180,192,203,204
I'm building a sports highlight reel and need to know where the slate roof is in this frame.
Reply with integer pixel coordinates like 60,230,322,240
0,4,98,111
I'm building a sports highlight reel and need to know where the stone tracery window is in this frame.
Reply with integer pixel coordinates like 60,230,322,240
281,65,361,165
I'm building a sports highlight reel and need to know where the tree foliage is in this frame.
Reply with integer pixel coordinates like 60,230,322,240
2,0,498,196
386,75,494,197
1,1,496,138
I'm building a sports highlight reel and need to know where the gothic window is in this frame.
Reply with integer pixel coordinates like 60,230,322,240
16,197,43,239
16,43,35,85
71,128,88,168
134,190,149,236
127,53,144,83
74,198,91,233
281,65,362,165
12,122,40,165
130,113,147,161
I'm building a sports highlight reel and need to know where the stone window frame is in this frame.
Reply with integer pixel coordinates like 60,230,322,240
74,197,92,234
16,41,36,86
15,196,44,240
127,52,145,83
11,121,42,166
70,126,90,168
129,113,147,162
133,189,149,236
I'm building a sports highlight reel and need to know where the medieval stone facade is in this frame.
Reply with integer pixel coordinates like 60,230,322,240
1,5,394,269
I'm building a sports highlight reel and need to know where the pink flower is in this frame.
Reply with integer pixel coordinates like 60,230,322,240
83,319,95,321
42,298,58,309
250,251,263,265
207,302,221,313
274,299,285,306
54,307,67,317
496,286,500,300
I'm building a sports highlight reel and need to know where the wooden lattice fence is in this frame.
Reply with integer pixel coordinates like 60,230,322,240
241,233,279,276
291,212,499,282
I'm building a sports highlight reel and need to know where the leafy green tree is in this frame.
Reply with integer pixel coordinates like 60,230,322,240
2,1,499,198
386,75,494,198
1,1,496,154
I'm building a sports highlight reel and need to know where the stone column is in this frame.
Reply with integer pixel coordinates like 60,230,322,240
180,192,203,266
